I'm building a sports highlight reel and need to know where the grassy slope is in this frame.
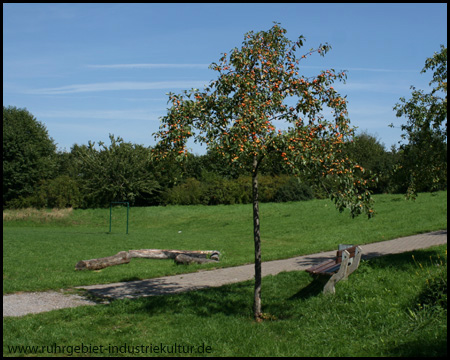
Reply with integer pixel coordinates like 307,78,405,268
3,191,447,294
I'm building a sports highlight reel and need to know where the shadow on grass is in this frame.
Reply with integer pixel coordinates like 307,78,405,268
119,276,142,282
288,276,327,300
82,277,255,318
362,247,446,272
89,271,323,321
142,282,254,318
388,338,447,357
83,245,447,321
288,245,446,300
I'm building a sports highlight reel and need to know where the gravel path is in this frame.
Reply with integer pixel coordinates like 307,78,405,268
3,230,447,317
3,290,97,317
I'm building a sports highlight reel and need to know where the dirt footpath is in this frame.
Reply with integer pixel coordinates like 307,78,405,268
3,230,447,317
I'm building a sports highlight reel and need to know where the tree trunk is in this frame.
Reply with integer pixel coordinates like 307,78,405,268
174,254,219,265
75,251,131,270
252,155,262,321
76,249,220,270
129,249,219,260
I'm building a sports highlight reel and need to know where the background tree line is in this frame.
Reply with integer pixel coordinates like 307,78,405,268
3,46,446,209
3,105,446,210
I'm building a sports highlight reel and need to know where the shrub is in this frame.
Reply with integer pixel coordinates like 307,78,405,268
165,178,205,205
234,176,252,204
258,175,291,202
412,252,447,311
5,176,82,209
417,258,447,310
164,175,317,205
5,195,37,209
203,177,240,205
35,175,82,209
274,177,314,202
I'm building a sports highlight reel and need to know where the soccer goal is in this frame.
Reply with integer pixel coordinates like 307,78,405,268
109,202,129,234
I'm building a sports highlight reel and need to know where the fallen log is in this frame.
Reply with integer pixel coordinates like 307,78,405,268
75,251,130,270
174,254,219,265
128,249,220,260
75,249,221,270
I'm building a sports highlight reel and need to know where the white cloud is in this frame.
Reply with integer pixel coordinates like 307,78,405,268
87,63,416,73
87,63,210,69
25,81,210,95
35,109,162,121
301,65,416,73
344,67,417,73
334,80,411,95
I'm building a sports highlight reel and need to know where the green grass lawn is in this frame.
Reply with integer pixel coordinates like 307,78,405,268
3,192,447,357
3,245,447,357
3,191,447,294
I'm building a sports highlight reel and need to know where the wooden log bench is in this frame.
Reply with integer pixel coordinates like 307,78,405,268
305,245,362,294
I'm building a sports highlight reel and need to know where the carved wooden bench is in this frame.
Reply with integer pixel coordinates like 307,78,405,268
305,245,362,294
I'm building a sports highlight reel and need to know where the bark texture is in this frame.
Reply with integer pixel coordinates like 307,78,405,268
174,254,219,265
128,249,219,260
76,250,220,270
252,156,262,321
75,251,131,270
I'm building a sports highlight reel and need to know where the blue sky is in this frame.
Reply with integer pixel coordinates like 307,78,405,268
3,3,447,154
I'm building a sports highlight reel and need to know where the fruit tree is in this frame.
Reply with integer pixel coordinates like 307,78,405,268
153,23,374,321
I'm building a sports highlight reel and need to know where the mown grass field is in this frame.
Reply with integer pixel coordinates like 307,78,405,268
3,191,447,294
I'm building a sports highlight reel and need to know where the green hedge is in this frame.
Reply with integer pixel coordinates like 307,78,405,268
164,175,314,205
